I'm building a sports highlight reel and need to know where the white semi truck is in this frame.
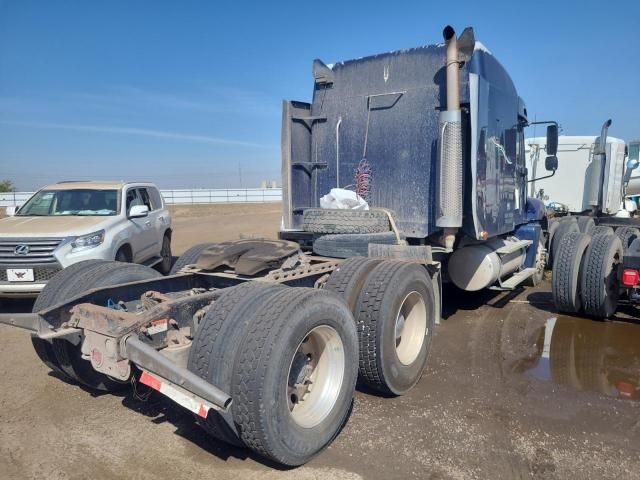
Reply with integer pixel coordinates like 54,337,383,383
528,121,640,319
526,133,627,216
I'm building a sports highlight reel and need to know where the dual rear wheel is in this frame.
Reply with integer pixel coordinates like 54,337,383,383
31,260,162,391
552,231,623,318
188,257,435,465
325,258,436,395
188,283,358,466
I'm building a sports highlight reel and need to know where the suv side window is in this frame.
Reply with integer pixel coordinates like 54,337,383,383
148,187,164,210
125,188,142,214
138,188,153,211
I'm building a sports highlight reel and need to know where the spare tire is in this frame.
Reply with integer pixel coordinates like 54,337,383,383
552,232,591,313
302,208,391,234
312,232,398,258
580,233,623,319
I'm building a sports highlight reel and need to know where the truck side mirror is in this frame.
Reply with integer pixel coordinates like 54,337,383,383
546,125,558,156
628,158,640,171
545,155,558,172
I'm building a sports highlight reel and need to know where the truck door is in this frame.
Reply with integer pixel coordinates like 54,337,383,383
470,61,521,237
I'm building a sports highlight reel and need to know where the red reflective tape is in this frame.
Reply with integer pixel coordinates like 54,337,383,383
618,382,634,398
197,404,208,418
139,371,162,391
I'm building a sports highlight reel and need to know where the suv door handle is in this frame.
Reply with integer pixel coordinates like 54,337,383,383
145,221,152,227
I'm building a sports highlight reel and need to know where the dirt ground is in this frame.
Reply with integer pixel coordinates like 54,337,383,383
1,204,639,480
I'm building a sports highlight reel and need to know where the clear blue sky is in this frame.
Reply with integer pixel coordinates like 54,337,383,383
1,0,638,190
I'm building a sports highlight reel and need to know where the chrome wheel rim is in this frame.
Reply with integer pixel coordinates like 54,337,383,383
395,291,427,365
287,325,345,428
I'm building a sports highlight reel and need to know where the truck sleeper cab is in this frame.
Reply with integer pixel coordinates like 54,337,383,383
0,25,556,467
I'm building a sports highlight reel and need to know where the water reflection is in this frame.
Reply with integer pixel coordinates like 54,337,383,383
524,317,640,401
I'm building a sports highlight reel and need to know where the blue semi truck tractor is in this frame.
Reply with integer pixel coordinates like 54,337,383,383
0,26,558,467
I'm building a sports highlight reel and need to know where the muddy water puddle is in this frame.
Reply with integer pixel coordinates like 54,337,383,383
522,316,640,401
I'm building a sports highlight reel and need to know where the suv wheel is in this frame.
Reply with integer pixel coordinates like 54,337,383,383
115,247,130,263
156,234,173,274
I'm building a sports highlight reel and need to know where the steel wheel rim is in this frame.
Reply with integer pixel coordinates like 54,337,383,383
287,325,345,428
395,291,427,365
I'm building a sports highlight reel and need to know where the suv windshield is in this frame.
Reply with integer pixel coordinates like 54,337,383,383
17,189,120,216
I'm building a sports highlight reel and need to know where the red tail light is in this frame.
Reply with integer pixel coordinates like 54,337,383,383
622,269,639,287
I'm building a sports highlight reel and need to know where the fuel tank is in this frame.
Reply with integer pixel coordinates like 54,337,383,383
447,237,526,291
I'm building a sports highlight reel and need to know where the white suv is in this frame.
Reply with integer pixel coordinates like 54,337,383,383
0,181,172,297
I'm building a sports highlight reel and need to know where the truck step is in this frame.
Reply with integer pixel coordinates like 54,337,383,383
495,240,532,255
490,267,537,291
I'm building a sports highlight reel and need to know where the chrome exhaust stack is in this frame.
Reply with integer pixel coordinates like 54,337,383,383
436,26,464,249
587,119,612,214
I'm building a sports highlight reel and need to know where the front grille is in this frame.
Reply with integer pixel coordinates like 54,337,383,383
0,263,63,283
0,238,63,264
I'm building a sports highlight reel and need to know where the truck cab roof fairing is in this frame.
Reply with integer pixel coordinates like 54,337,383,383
468,47,526,239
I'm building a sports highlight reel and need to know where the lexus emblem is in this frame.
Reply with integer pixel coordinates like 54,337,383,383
14,244,30,256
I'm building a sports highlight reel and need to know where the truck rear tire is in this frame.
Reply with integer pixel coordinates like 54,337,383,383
302,208,391,234
550,219,579,264
169,243,216,274
312,232,398,258
577,216,596,235
355,261,435,395
31,260,108,376
580,233,623,319
188,281,285,446
323,257,383,312
34,261,162,391
231,288,358,466
552,232,591,313
591,225,614,236
546,219,560,268
615,226,640,254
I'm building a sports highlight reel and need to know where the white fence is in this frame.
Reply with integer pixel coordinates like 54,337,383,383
0,188,282,207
